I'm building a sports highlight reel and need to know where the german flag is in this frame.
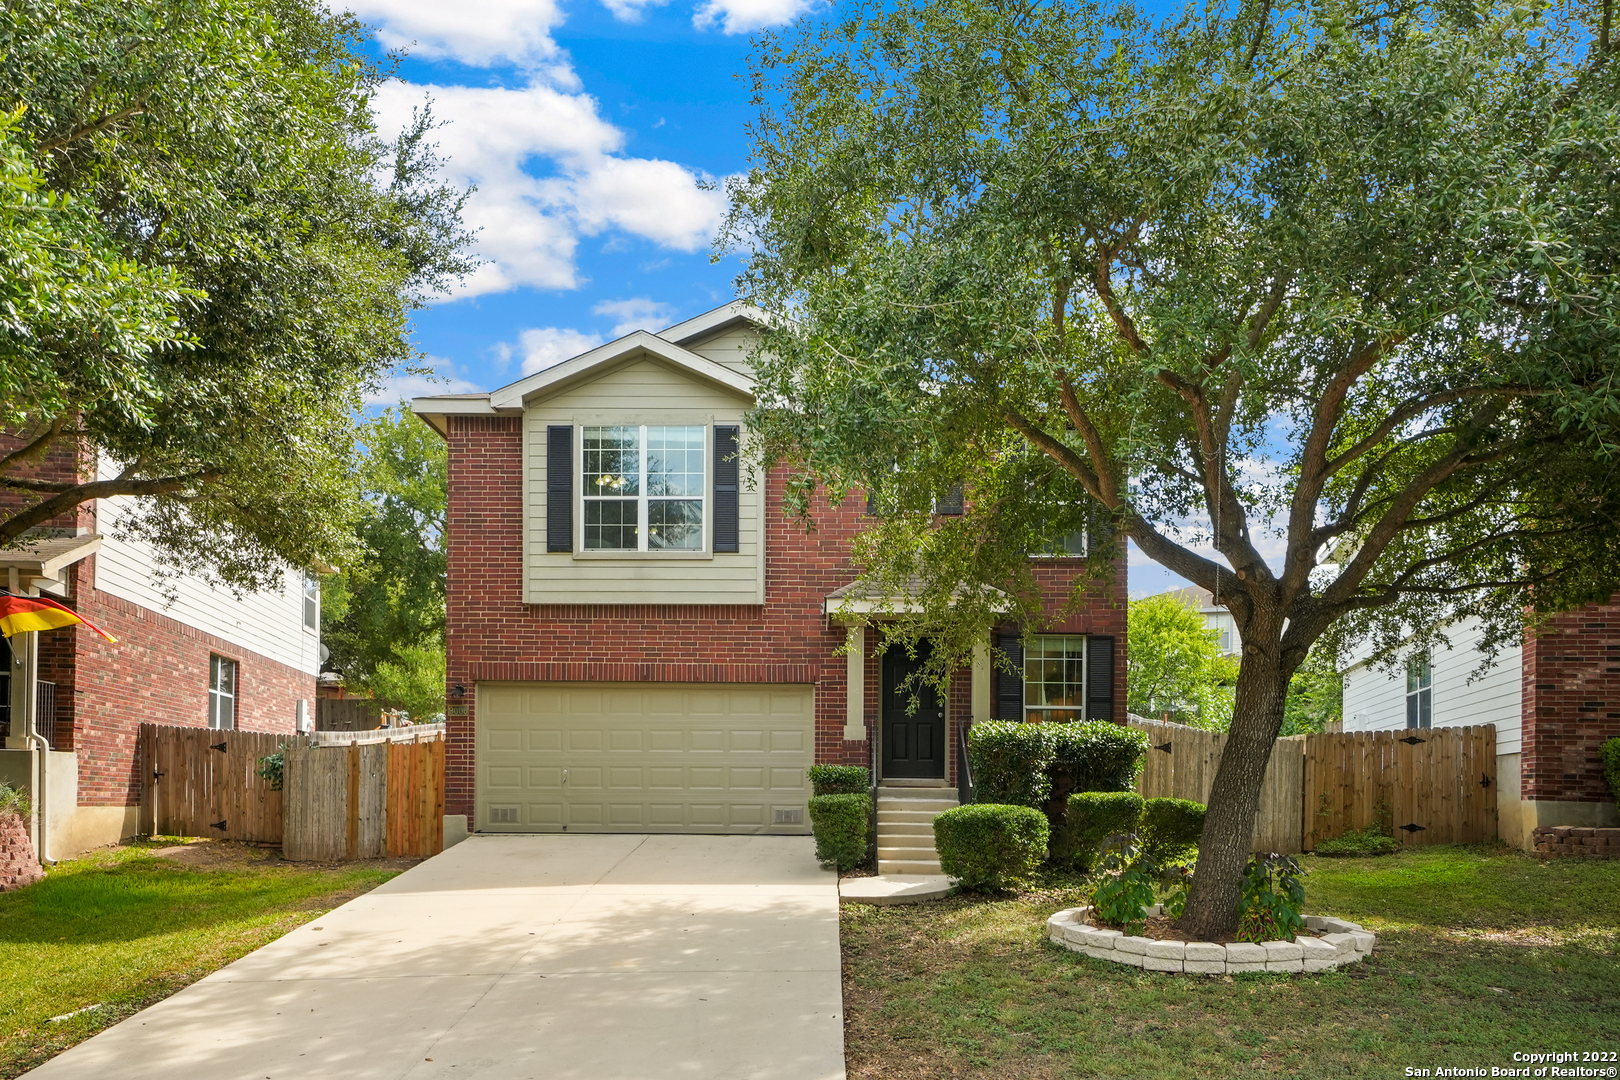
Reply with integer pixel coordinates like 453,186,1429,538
0,592,117,642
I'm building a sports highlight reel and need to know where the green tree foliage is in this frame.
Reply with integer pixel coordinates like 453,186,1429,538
320,406,447,719
0,0,473,592
1281,654,1343,736
725,0,1620,936
1127,594,1238,728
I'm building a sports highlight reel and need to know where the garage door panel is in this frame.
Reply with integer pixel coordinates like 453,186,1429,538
476,682,813,835
770,729,805,752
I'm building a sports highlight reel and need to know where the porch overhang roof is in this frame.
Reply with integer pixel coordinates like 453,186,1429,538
0,533,102,595
823,577,1011,624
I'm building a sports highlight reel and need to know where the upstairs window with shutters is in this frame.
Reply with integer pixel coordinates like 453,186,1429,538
580,425,706,551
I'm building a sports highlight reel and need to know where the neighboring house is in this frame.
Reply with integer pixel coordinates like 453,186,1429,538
1341,601,1620,848
411,302,1127,837
1,439,318,858
1156,585,1242,655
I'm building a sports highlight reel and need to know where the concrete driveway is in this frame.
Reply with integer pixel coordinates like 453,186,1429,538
26,835,845,1080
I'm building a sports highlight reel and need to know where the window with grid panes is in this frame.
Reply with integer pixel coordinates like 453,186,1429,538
208,655,237,730
582,425,705,551
1024,635,1087,721
1405,654,1432,729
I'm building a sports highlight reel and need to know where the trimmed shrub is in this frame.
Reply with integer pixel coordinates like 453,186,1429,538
808,764,870,796
1139,797,1206,861
1603,737,1620,804
1056,791,1143,870
1048,722,1151,795
966,721,1053,807
933,803,1049,890
1313,824,1399,857
808,793,870,870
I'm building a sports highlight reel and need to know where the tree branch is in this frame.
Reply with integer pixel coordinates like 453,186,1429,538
0,414,73,476
0,470,223,544
36,100,150,155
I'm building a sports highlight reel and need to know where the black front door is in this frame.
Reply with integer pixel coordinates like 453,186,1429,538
881,640,946,779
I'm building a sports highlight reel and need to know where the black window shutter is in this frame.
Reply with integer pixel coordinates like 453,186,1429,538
1086,635,1115,722
934,482,964,516
865,485,879,517
713,425,740,553
996,630,1025,721
546,425,573,553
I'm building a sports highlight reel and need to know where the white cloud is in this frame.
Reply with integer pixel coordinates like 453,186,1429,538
600,0,669,21
693,0,813,34
518,327,606,374
367,359,483,405
372,81,729,299
592,297,677,336
342,0,567,68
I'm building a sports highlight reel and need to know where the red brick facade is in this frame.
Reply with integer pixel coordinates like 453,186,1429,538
1521,596,1620,805
442,414,1128,819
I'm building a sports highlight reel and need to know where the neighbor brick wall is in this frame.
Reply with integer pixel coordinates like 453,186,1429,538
1521,595,1620,804
441,415,1128,818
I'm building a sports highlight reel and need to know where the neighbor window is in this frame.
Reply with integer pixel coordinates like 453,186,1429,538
1405,655,1432,729
582,425,705,551
208,655,238,730
1025,635,1087,722
302,573,319,631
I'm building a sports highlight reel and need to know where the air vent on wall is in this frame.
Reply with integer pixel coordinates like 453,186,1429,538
489,806,519,824
773,807,804,825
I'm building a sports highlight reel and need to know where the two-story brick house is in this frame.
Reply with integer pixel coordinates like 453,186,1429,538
413,303,1126,849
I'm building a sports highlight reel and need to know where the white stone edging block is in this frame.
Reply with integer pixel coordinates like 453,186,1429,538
1044,906,1374,975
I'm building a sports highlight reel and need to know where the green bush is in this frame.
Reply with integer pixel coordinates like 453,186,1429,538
966,721,1053,807
1603,737,1620,804
933,803,1049,890
1055,791,1143,870
1139,798,1206,861
1236,853,1307,943
808,793,870,870
1048,722,1151,794
967,720,1150,815
0,782,30,820
1314,825,1399,857
807,764,870,795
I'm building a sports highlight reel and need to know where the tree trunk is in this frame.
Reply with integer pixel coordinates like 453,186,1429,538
1174,650,1290,940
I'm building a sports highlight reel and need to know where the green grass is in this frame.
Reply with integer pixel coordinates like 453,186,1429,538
841,844,1620,1079
0,842,399,1078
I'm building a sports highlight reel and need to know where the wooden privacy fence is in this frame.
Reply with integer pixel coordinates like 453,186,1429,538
315,697,382,732
141,724,286,843
1128,719,1497,852
1130,719,1305,853
1304,727,1496,849
282,735,445,861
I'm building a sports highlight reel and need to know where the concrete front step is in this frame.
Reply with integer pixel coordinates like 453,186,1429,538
873,786,957,880
878,859,945,875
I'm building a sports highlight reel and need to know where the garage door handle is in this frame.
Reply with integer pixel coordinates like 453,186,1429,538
563,769,568,785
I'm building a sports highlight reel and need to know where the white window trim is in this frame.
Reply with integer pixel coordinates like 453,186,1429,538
1405,654,1433,730
576,424,709,555
1024,633,1088,722
208,654,238,731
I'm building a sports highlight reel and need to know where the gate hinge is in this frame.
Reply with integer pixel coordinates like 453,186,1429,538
1398,822,1427,833
1480,773,1492,788
211,742,228,753
1398,736,1427,745
209,819,227,831
1153,741,1172,754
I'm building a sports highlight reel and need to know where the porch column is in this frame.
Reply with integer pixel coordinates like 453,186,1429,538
843,624,866,741
971,632,991,724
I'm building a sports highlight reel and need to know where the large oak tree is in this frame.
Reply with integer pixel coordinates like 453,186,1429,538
726,0,1620,936
0,0,474,590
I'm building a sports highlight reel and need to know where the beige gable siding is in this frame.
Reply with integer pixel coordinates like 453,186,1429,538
683,326,758,377
524,354,763,604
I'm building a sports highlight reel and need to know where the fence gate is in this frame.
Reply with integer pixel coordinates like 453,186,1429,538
282,735,445,861
1303,726,1496,849
140,723,289,843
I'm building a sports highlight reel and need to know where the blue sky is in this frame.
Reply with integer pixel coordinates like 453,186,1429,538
354,0,1192,594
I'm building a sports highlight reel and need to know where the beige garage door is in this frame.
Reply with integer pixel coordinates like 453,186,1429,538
476,682,814,833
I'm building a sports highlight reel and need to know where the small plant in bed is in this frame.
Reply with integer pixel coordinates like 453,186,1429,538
1088,833,1193,935
1235,852,1306,943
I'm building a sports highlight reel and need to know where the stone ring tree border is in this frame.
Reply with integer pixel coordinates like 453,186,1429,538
1046,905,1377,974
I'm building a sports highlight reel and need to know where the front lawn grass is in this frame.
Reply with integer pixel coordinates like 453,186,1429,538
841,844,1620,1078
0,841,400,1078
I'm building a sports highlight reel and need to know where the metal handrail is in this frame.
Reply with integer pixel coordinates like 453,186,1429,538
957,722,975,806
